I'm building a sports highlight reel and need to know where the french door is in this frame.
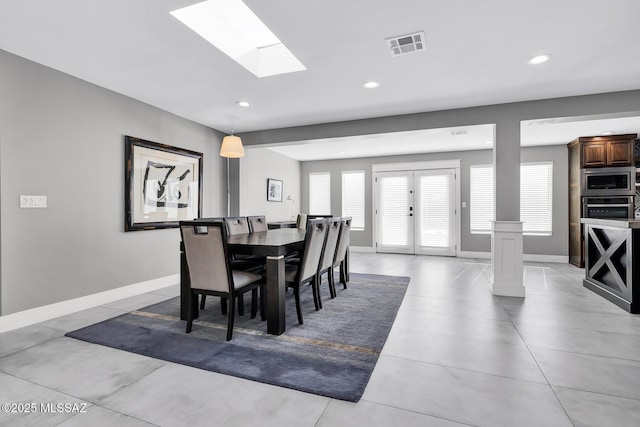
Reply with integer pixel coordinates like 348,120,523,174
375,169,456,256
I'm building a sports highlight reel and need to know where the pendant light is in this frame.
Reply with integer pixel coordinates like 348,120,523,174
220,129,245,158
220,126,244,216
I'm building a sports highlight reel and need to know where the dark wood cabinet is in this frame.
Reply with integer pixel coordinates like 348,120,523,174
582,140,607,167
567,134,637,267
577,135,634,168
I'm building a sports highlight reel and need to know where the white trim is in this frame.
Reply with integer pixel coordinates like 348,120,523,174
0,274,179,333
458,251,492,259
349,245,376,253
372,159,461,172
523,254,569,263
457,251,567,263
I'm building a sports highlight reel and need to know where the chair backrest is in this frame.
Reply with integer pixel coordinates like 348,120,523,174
297,218,328,283
247,215,268,233
318,217,341,272
194,216,223,222
180,221,231,294
296,213,308,230
224,216,250,235
333,217,351,266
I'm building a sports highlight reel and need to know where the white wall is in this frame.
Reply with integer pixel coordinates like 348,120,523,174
239,147,300,222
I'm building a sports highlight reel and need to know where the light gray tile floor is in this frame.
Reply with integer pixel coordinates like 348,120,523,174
1,253,639,426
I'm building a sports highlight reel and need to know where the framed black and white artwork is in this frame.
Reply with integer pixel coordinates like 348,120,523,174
125,136,203,231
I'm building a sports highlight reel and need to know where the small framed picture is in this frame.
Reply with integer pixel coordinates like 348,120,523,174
267,178,283,202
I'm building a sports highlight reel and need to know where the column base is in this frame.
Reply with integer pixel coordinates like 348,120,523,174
491,221,525,298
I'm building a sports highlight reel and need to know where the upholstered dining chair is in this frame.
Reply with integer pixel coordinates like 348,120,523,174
200,216,262,313
295,213,308,230
285,218,328,324
224,216,251,235
316,217,342,305
333,216,351,290
179,221,262,341
247,215,268,233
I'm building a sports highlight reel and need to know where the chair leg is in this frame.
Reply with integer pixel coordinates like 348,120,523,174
328,267,337,298
316,273,323,309
238,294,244,316
200,295,206,309
311,276,320,311
226,293,235,341
221,298,228,315
250,288,258,319
293,285,303,324
186,291,197,333
340,262,348,289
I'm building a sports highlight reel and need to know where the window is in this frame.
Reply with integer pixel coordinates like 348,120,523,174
470,165,494,234
309,172,331,215
470,163,553,236
342,171,365,230
520,162,553,236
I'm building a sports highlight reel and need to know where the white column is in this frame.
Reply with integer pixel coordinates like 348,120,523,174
490,221,524,297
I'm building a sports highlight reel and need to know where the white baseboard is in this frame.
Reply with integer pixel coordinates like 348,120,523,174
350,246,376,253
0,274,179,333
457,251,492,259
523,254,569,263
458,251,568,263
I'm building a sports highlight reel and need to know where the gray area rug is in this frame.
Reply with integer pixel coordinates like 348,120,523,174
65,273,409,402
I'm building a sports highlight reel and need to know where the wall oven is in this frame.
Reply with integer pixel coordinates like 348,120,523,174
582,166,635,196
582,196,634,219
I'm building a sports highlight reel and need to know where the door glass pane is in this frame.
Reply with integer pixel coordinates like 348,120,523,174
379,176,409,246
417,174,451,248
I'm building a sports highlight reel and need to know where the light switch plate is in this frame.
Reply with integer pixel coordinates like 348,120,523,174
20,195,47,208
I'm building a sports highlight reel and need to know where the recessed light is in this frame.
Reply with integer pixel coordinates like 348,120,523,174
527,54,552,65
601,131,613,136
484,141,493,145
363,81,380,89
236,100,250,107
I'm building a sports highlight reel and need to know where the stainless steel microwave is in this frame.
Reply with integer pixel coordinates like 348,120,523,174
581,166,635,196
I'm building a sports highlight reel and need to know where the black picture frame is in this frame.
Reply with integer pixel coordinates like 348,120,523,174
267,178,283,202
125,135,203,231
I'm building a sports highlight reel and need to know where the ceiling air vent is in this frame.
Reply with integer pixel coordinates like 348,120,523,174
386,31,426,56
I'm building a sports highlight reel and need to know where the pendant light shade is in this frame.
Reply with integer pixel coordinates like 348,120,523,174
220,134,244,158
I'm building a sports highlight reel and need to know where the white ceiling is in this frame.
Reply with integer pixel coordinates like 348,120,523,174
1,0,639,158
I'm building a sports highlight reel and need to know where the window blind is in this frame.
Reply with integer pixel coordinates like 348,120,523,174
470,165,494,234
520,162,553,236
309,172,331,215
469,163,553,235
379,175,409,246
417,174,451,248
342,171,365,230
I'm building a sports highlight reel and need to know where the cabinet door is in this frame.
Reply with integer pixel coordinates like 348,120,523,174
582,141,606,167
607,139,633,166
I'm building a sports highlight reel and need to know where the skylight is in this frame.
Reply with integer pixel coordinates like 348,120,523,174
170,0,306,78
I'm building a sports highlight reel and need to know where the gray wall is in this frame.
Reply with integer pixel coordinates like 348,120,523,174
300,145,568,255
0,50,227,315
239,147,301,222
241,89,640,248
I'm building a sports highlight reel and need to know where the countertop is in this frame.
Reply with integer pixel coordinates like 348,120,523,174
581,218,640,229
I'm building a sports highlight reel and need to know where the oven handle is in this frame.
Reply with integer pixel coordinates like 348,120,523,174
584,204,632,207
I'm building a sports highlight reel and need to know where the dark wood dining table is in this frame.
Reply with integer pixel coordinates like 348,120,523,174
180,228,306,335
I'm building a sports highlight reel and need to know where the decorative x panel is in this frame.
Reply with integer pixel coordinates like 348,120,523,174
588,227,628,292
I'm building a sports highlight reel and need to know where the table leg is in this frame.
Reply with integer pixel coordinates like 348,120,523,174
265,255,286,335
